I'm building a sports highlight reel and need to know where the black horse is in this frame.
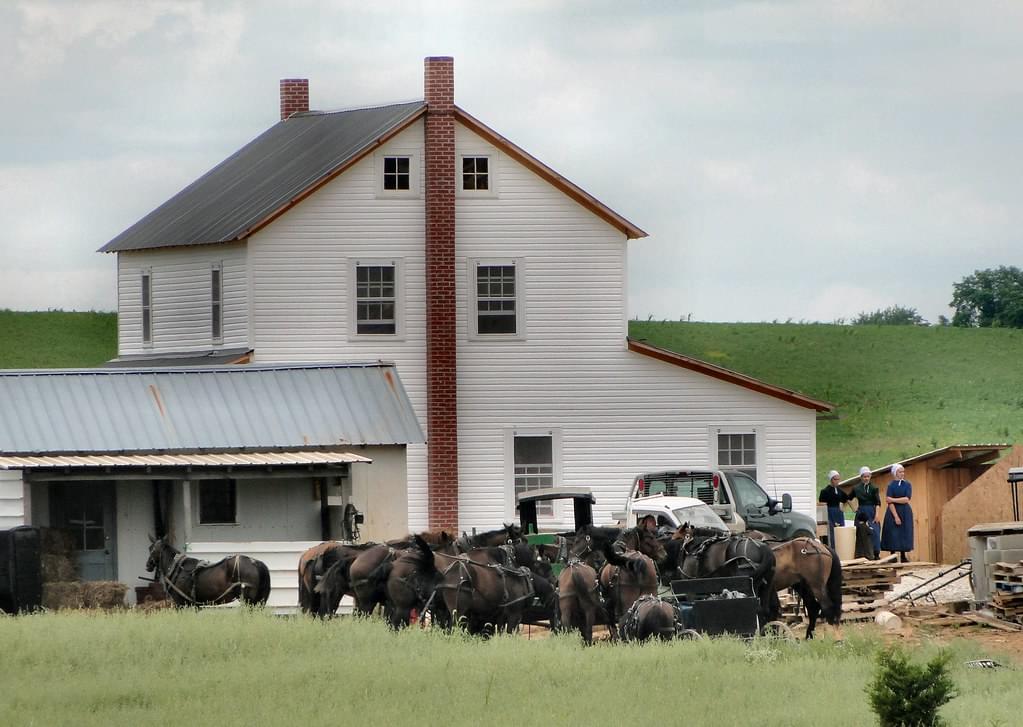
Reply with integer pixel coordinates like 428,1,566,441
667,525,777,626
146,535,271,607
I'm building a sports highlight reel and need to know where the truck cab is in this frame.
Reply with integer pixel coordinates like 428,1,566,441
621,469,817,541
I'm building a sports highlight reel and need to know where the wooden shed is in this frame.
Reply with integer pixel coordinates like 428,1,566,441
839,443,1011,564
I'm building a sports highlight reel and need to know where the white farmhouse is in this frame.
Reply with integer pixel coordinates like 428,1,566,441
96,56,831,537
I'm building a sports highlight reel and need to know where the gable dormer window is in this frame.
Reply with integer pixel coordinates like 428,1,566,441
211,264,223,343
462,156,489,190
141,269,152,345
383,156,410,190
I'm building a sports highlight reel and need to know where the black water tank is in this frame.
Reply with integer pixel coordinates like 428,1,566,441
0,527,42,614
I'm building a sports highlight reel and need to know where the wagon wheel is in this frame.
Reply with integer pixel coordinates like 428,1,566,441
761,620,796,640
677,628,703,641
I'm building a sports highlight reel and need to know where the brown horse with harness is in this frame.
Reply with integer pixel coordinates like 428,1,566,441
146,535,270,607
769,536,843,639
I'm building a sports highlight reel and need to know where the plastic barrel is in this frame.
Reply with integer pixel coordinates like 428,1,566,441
833,524,857,562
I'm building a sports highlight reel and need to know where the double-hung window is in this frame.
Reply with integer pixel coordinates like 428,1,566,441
211,265,223,343
514,433,555,517
471,259,522,337
354,261,398,336
141,270,152,345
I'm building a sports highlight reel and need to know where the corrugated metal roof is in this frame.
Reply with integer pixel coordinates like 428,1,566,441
99,102,426,253
103,347,252,367
0,363,424,455
0,450,371,470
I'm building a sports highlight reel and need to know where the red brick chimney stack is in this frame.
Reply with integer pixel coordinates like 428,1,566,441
423,56,459,531
280,79,309,120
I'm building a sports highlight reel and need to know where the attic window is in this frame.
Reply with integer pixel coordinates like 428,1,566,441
141,270,152,345
383,156,410,191
462,156,489,190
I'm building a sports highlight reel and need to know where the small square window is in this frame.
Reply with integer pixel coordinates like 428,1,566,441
383,156,410,191
198,480,237,524
462,156,489,191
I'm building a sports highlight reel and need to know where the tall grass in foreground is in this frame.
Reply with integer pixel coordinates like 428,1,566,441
0,310,116,368
629,321,1023,482
1,611,1020,727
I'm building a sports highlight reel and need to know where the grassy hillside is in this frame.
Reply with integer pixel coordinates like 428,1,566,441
0,310,117,368
629,321,1023,483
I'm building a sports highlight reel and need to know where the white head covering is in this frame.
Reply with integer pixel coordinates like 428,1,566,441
890,463,905,478
827,470,840,481
859,466,871,476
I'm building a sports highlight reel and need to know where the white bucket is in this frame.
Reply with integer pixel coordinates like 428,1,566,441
833,524,857,562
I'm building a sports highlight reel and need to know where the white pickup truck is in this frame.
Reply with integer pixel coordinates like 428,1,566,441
614,469,817,541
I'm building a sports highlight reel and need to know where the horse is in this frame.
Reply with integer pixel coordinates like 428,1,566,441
557,560,604,644
619,595,682,642
570,527,666,639
769,537,843,639
382,535,446,629
454,523,524,552
668,524,777,627
297,541,376,616
434,542,546,635
145,535,271,607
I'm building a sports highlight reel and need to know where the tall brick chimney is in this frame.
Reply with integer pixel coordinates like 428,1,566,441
423,56,459,531
280,79,309,120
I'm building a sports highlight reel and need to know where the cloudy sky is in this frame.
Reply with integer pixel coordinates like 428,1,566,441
1,1,1018,322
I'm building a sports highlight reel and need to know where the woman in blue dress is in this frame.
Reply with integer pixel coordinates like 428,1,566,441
880,463,913,562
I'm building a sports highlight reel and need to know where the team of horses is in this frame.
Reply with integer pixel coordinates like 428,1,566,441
144,523,843,642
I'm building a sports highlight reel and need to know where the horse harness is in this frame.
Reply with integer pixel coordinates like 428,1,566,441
435,550,536,608
158,550,247,606
679,533,761,579
619,595,683,641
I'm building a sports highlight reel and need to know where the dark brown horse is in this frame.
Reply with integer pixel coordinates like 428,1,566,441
619,595,681,642
434,542,544,635
297,541,376,615
770,537,843,639
146,536,270,607
454,524,524,552
381,535,447,629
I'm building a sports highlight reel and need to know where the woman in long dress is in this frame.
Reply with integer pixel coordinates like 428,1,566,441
880,463,913,562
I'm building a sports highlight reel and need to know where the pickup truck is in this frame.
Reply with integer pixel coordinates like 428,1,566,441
615,469,817,541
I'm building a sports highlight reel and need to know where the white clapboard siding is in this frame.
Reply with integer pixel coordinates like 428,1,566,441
0,470,26,529
117,243,248,355
185,540,322,611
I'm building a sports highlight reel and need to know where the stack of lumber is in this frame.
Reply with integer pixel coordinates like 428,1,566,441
989,561,1023,624
894,602,1023,632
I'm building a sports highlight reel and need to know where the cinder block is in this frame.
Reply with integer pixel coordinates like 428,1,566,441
983,548,1023,564
988,534,1023,551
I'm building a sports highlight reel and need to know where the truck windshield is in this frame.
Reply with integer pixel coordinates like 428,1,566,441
727,471,770,508
671,504,728,532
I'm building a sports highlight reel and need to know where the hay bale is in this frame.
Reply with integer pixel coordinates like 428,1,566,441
81,581,128,610
40,554,77,583
39,528,75,557
42,582,85,610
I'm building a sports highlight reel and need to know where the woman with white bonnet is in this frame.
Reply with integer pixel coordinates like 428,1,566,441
852,466,882,558
818,469,849,548
880,463,914,562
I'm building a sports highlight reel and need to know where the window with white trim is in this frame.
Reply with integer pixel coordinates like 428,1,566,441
383,156,411,191
353,261,399,336
472,260,521,336
141,270,152,345
716,430,758,480
198,479,237,524
211,265,223,342
514,434,554,517
462,156,489,191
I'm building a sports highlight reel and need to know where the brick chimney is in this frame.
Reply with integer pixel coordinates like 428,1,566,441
280,79,309,120
424,56,458,531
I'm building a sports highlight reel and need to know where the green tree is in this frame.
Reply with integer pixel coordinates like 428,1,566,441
950,265,1023,328
853,305,926,326
867,646,956,727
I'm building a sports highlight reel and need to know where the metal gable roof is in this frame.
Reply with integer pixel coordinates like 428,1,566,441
99,102,426,253
0,363,425,455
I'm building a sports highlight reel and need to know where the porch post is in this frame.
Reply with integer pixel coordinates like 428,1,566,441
181,479,192,549
319,478,330,541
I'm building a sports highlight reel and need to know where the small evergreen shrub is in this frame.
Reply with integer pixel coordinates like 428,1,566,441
866,646,957,726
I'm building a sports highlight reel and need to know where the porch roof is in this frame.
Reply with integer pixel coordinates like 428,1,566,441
0,362,424,456
0,449,371,471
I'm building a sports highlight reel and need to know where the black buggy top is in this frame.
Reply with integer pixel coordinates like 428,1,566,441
516,487,596,536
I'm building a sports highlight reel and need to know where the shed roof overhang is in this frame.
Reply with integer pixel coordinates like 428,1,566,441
839,444,1012,486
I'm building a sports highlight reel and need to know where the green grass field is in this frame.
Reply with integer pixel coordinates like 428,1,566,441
0,611,1019,727
0,310,116,368
629,321,1023,482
